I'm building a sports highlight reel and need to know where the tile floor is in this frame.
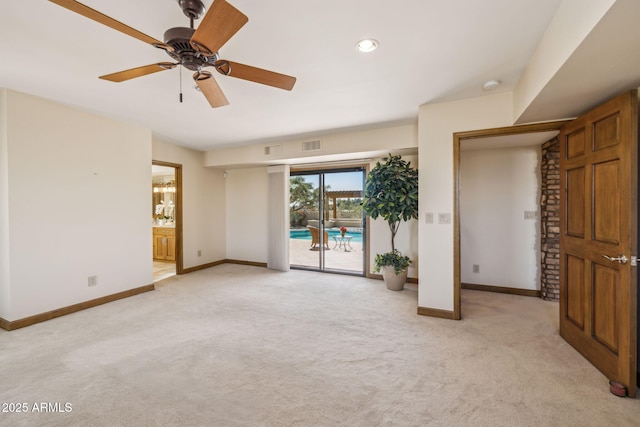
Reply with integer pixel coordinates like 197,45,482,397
153,260,176,281
289,237,364,273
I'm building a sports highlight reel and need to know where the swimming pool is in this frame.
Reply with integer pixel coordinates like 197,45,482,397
290,228,363,243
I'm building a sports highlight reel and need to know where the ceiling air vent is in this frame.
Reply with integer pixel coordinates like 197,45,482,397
264,145,281,156
302,140,322,152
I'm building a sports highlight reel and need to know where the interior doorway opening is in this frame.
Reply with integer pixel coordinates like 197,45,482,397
152,161,183,281
453,121,570,319
454,96,639,395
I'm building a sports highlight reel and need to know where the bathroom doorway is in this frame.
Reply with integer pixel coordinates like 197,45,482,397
152,161,183,281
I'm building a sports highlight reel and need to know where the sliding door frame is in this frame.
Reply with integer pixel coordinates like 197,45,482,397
290,164,369,276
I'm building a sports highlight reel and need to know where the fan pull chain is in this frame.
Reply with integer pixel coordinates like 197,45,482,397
179,66,183,103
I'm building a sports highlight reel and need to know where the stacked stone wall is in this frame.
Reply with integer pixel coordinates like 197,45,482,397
540,138,560,301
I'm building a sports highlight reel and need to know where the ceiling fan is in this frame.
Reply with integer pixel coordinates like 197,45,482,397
49,0,297,108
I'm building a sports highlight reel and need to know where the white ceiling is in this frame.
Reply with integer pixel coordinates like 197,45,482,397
0,0,566,151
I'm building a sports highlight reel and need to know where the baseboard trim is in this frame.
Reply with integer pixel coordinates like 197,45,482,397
181,259,268,274
417,306,458,320
461,282,541,298
0,284,155,331
224,259,269,268
369,273,418,285
181,260,227,274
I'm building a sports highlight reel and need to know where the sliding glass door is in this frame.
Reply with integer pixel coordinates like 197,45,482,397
289,168,365,275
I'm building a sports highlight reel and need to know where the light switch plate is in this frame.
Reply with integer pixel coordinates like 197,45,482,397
425,212,433,224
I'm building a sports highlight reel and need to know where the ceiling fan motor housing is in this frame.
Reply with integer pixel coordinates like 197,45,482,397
163,27,218,71
177,0,205,19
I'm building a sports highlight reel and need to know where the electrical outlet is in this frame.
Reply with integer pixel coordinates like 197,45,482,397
473,264,480,273
438,213,451,224
524,210,537,220
88,275,98,287
197,250,202,257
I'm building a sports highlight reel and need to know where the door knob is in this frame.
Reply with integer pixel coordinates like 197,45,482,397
602,254,628,264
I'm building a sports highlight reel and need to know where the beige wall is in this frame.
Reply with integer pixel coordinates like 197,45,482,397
1,89,152,321
224,167,269,263
460,146,541,291
513,0,615,121
0,89,10,317
205,124,417,167
418,92,513,312
152,138,226,268
214,128,419,275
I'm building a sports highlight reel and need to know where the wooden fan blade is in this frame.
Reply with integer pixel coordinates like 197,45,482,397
216,61,296,91
194,72,229,108
100,63,175,82
49,0,162,46
190,0,248,55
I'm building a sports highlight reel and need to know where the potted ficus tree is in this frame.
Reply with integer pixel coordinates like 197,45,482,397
362,154,419,291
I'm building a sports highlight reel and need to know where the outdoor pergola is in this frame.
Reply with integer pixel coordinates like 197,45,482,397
325,190,363,220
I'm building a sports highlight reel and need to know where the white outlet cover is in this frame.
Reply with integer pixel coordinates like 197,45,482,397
438,213,451,224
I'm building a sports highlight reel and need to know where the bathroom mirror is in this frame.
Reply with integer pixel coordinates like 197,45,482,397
152,166,176,225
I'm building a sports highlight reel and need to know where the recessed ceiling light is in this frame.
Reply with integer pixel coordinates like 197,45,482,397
356,38,379,53
483,80,501,91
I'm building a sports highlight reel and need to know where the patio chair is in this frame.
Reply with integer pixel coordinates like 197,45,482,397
307,226,330,249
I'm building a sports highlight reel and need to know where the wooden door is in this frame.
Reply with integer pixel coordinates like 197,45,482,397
559,90,638,397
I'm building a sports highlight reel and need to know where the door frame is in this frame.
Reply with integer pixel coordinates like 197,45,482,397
453,120,571,319
152,160,184,275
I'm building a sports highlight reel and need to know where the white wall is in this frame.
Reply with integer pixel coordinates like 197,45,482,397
204,124,417,167
513,0,615,121
213,125,419,275
152,138,226,268
0,89,10,318
222,155,419,276
418,92,514,312
224,167,269,263
2,89,152,321
460,147,540,290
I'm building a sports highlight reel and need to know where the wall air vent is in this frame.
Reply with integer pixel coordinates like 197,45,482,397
302,140,322,152
264,145,281,156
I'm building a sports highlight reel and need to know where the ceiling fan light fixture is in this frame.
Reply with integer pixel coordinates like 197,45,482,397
356,38,378,53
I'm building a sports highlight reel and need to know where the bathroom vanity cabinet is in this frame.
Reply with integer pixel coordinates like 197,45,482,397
153,226,176,261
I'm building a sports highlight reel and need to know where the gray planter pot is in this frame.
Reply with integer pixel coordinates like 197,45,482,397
381,266,407,291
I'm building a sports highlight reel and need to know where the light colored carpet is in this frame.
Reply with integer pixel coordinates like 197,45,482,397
0,264,638,426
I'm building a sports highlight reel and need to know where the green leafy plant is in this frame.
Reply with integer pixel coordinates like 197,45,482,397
373,250,411,274
362,154,419,273
289,176,316,225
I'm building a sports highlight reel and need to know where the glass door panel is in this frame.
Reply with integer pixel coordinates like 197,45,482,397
289,174,320,269
323,170,365,274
